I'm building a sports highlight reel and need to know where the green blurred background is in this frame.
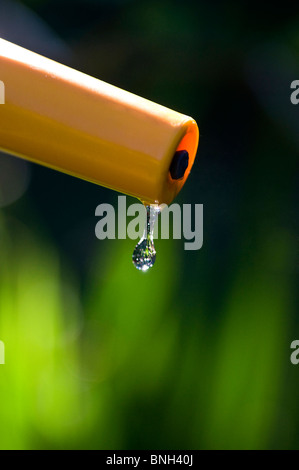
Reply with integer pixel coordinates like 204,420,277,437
0,0,298,450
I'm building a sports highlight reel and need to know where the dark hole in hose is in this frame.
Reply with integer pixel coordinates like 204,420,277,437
169,150,189,180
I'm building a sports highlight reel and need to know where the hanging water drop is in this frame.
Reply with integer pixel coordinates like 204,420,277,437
132,204,160,271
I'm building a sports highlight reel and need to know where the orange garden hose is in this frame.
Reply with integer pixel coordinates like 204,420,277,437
0,39,199,205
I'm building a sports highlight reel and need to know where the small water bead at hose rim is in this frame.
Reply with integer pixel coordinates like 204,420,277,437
132,204,160,272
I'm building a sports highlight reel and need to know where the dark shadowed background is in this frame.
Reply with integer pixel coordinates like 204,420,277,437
0,0,298,449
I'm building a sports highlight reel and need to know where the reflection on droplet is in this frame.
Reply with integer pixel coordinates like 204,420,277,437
132,204,160,272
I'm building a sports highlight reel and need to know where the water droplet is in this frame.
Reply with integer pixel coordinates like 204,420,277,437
132,204,160,271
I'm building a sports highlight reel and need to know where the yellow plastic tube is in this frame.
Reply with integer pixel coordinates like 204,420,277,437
0,39,199,205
